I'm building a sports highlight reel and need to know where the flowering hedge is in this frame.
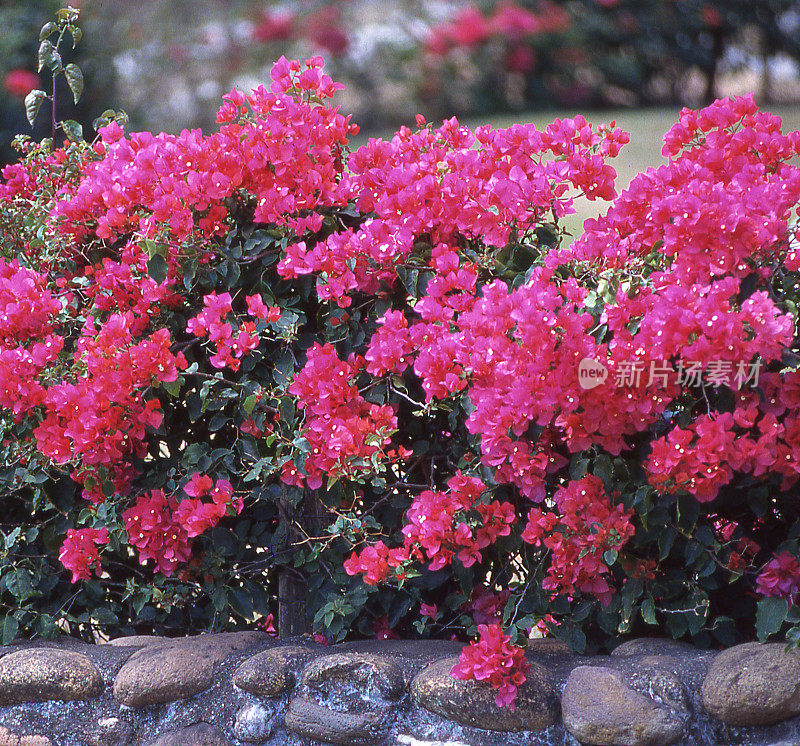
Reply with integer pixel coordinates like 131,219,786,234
4,37,800,710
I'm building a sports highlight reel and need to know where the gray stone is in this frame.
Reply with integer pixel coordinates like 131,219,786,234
104,636,163,648
410,655,557,732
233,644,312,696
627,661,689,712
562,665,685,746
336,639,464,683
702,641,800,726
147,723,229,746
0,648,103,706
113,632,265,708
80,717,134,746
234,702,276,742
611,638,698,658
301,651,405,700
284,695,387,745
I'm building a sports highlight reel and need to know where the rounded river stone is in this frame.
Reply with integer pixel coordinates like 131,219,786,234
702,641,800,726
233,644,312,696
562,665,685,746
0,648,103,706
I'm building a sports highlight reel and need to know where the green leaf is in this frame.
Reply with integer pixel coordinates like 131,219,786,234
147,254,169,284
92,607,118,625
756,597,789,641
162,378,181,397
603,549,618,565
70,26,82,47
37,40,55,73
3,527,21,550
5,568,34,601
1,615,19,645
210,586,228,611
39,22,57,41
24,90,46,127
230,588,254,620
61,119,83,142
64,64,83,104
208,413,227,432
641,597,657,625
593,454,613,486
570,457,589,480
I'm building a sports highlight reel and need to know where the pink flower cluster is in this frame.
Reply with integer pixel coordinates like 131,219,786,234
82,241,181,330
58,527,110,583
186,291,274,371
279,113,628,307
646,370,800,501
287,343,403,488
344,473,515,582
521,476,634,604
756,551,800,602
0,259,64,419
402,474,515,570
33,316,186,480
122,474,240,576
52,57,355,244
450,623,530,710
342,540,408,586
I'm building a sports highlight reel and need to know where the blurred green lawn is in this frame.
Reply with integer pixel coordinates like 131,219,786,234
352,105,800,244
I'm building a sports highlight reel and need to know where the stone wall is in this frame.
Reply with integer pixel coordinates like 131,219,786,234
0,633,798,746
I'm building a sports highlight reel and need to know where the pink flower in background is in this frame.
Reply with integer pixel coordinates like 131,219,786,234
4,69,39,98
305,7,349,56
373,614,400,640
253,10,295,42
701,5,723,28
489,2,542,38
258,613,278,636
420,602,438,618
449,5,492,47
505,45,536,73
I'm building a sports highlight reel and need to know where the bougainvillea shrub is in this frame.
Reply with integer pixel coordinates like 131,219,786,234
4,36,800,708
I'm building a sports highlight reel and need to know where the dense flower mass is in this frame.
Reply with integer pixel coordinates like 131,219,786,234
3,51,800,710
52,56,355,244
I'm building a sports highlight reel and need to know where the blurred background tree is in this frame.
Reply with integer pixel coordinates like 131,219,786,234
2,0,800,164
569,0,800,107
